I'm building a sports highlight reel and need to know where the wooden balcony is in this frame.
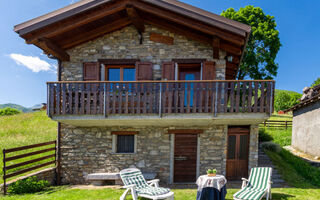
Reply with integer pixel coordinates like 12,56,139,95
47,80,275,126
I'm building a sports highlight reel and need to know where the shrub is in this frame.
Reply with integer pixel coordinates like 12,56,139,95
7,176,50,194
261,142,281,152
259,129,273,142
0,107,20,116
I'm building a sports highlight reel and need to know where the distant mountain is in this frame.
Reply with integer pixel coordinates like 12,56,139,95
0,103,32,112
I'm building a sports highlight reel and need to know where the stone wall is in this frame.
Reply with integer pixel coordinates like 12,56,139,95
249,125,259,170
61,24,226,81
199,125,227,175
59,123,258,184
292,101,320,157
60,124,171,184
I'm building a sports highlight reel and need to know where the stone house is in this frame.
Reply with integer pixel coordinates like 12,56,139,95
287,85,320,157
14,0,275,184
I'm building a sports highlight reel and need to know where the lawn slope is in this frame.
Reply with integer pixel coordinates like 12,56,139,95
0,111,56,184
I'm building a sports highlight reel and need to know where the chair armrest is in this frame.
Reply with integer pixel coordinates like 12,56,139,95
122,184,136,189
147,179,160,187
241,178,249,182
147,179,160,184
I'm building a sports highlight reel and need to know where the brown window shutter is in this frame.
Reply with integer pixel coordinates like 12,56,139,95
135,62,153,80
83,62,100,81
202,61,216,80
162,62,175,80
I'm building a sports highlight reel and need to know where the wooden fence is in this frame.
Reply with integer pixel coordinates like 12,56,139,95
2,141,56,195
261,120,292,129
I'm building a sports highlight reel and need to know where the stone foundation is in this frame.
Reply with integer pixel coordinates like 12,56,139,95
59,124,258,184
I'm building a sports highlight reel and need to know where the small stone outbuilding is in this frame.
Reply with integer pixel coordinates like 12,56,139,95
288,85,320,157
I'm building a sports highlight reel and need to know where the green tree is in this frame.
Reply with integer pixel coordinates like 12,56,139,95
311,77,320,87
221,6,281,80
274,91,301,112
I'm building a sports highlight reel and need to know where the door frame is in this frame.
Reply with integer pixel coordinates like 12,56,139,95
226,126,250,180
169,130,201,184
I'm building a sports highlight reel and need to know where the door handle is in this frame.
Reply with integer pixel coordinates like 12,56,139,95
174,156,188,161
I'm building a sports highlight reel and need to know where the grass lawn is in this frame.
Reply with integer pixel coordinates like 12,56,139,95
1,187,320,200
0,111,57,184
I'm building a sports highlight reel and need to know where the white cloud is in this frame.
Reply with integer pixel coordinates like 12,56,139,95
9,53,55,73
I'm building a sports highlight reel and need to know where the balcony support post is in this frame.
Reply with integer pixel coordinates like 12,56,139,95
214,82,219,117
159,82,162,118
269,82,273,116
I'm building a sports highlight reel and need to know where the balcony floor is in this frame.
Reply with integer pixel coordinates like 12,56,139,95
52,113,269,127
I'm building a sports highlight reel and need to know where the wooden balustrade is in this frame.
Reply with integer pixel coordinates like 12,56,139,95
47,80,275,117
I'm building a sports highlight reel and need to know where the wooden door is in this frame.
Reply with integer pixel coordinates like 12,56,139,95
226,126,250,180
174,134,198,182
179,64,201,108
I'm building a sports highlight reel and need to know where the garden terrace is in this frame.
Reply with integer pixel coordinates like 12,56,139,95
47,80,274,126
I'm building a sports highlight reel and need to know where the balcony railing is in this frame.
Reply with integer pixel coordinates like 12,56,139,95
47,80,275,117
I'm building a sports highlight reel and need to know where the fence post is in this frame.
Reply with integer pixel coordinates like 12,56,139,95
104,82,107,118
214,82,219,117
159,82,162,118
3,149,6,195
285,120,288,130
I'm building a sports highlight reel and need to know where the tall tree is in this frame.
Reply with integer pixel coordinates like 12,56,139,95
221,6,281,80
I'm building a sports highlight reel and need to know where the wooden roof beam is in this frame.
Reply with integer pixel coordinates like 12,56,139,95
37,38,70,61
132,1,245,46
126,4,145,33
25,0,127,44
212,37,220,59
220,42,242,56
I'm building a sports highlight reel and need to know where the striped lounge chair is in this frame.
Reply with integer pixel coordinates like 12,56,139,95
120,168,174,200
233,167,273,200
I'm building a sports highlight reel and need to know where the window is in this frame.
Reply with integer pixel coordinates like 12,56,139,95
117,135,135,153
106,65,136,81
112,131,138,154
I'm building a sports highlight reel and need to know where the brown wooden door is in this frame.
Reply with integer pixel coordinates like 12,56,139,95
226,126,250,180
174,134,198,183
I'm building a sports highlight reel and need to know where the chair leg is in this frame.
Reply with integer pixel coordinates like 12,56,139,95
120,188,130,200
130,189,138,200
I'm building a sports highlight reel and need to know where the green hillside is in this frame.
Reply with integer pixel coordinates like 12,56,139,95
0,111,57,184
275,89,302,96
0,104,31,113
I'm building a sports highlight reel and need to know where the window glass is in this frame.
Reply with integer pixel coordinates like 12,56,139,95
117,135,135,153
108,68,120,81
227,135,236,159
123,68,136,81
185,73,195,106
239,135,249,160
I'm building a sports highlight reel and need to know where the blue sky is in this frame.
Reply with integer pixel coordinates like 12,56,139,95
0,0,319,107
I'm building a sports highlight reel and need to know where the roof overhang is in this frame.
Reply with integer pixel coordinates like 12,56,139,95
14,0,251,79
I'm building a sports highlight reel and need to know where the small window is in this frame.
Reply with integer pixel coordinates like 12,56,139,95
117,135,135,153
112,131,137,154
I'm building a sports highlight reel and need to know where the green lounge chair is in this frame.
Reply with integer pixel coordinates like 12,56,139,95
120,168,174,200
233,167,273,200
